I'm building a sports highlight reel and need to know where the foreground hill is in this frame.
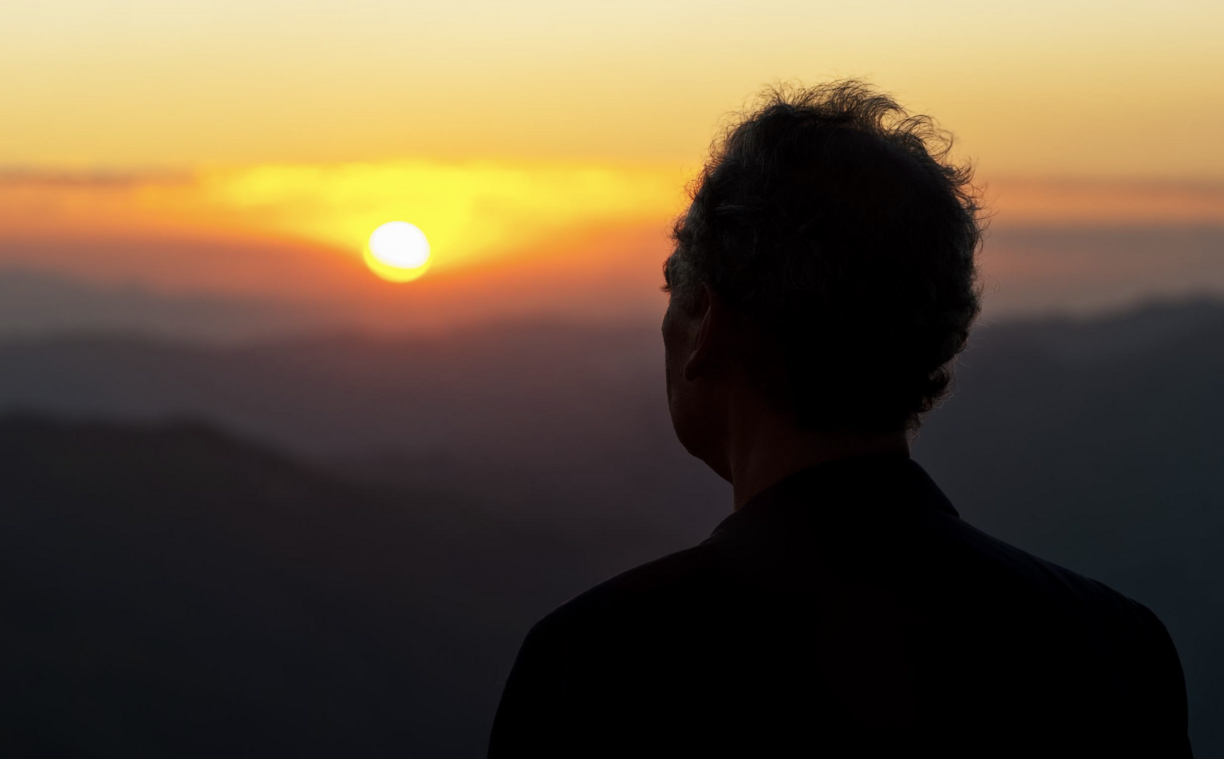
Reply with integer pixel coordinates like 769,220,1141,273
0,416,674,757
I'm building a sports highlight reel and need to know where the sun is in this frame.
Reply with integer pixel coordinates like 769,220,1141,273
365,221,431,282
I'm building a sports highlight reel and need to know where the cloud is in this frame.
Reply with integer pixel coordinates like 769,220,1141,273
0,165,189,189
190,159,690,271
982,176,1224,226
1,158,691,277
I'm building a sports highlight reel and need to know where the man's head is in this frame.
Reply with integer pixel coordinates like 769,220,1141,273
662,80,984,469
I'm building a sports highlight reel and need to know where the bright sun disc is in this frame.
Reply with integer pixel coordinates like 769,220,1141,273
366,221,431,282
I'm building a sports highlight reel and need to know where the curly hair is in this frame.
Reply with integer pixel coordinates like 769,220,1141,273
664,79,986,433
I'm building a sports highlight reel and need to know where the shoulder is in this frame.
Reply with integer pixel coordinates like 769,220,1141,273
944,515,1140,609
950,517,1184,658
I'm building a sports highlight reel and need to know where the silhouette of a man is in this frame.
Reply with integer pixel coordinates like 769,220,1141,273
488,80,1192,757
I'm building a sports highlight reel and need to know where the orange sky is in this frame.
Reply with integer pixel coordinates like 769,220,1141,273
3,164,1221,333
2,0,1223,333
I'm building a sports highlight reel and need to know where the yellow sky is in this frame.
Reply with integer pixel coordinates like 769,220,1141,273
2,0,1223,330
4,0,1223,179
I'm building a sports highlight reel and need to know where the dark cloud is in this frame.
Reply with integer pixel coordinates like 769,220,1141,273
0,165,190,188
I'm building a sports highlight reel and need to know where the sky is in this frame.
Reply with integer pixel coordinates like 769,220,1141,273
2,0,1223,338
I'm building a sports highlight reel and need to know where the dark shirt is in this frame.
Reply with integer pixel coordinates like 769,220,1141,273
489,452,1191,757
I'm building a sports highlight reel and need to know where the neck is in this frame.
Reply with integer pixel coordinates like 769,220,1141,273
727,418,910,511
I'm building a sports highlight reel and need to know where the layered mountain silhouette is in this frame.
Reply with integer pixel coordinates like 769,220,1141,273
0,415,662,757
0,268,327,342
0,298,1220,755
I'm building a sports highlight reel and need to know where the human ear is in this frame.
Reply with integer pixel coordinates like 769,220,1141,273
682,284,719,382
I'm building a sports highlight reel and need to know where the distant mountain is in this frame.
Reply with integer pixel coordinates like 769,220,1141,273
0,298,1222,754
0,318,721,534
0,268,331,342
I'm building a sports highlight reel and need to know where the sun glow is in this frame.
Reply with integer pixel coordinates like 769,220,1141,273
366,221,431,282
190,160,687,275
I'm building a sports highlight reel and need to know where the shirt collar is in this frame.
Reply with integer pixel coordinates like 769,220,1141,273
708,452,959,542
